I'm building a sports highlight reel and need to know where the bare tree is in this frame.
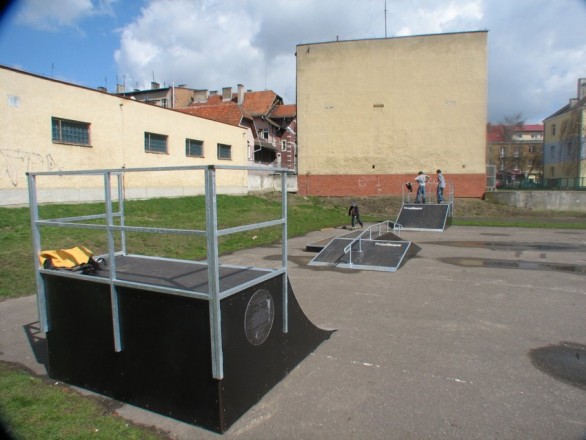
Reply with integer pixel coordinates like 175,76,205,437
560,110,582,178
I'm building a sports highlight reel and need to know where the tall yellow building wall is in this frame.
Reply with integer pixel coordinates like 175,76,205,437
296,31,488,197
0,66,249,206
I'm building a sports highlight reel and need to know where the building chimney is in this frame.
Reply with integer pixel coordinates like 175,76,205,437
193,89,208,103
578,78,586,100
222,87,232,101
151,81,160,90
237,84,245,105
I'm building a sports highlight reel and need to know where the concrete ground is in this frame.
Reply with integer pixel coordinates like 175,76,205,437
1,225,586,439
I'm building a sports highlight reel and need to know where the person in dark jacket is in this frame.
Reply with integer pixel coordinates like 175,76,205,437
348,201,363,229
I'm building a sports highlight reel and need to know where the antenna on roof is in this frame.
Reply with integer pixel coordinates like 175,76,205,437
384,0,388,38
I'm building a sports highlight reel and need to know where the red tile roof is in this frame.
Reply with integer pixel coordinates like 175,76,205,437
242,90,280,116
513,124,543,132
183,88,289,126
179,103,251,127
486,125,505,142
270,104,296,119
487,124,543,142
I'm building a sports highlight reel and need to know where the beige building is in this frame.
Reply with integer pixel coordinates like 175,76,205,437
0,66,249,206
296,31,488,198
542,78,586,189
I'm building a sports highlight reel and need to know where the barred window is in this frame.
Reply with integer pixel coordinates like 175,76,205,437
52,117,90,146
217,143,232,160
186,139,204,157
145,132,168,153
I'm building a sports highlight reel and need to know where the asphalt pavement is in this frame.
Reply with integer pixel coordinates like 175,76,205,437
1,225,586,439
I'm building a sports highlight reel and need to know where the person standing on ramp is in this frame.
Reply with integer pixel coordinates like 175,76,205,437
348,201,364,229
414,171,429,203
436,169,446,203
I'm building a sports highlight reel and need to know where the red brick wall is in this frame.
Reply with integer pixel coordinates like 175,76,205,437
297,173,486,198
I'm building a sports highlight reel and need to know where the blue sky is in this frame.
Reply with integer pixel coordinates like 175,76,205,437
1,0,585,124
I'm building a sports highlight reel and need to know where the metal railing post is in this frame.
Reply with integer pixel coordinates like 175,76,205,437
27,173,49,333
205,166,224,379
281,171,289,333
104,172,122,352
117,172,127,255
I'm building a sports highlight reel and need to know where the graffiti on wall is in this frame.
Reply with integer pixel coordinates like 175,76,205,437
357,175,384,193
0,149,61,187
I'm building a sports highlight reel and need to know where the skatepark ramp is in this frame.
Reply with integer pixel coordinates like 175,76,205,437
396,203,452,231
308,221,420,272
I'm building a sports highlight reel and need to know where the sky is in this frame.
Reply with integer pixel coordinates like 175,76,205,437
1,0,585,124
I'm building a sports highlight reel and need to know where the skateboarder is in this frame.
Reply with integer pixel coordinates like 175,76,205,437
413,171,429,203
348,201,363,229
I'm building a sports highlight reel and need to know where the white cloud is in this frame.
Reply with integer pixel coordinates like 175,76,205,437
12,0,586,123
483,0,586,122
114,0,265,92
15,0,116,31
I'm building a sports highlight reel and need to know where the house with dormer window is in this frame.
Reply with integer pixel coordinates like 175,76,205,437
180,85,297,170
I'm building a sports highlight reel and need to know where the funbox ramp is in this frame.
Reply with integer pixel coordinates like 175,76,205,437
308,229,421,272
396,203,452,231
42,255,333,433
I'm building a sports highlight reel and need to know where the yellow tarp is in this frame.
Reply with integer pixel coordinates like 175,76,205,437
39,245,93,269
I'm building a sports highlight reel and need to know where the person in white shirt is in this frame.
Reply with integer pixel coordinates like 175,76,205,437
414,171,429,203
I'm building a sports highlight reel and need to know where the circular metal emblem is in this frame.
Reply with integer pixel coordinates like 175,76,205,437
244,289,275,346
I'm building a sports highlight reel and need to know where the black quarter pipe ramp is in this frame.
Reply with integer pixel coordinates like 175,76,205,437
43,258,332,433
396,203,452,231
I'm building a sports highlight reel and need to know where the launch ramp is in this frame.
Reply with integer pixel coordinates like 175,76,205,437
308,221,420,272
396,203,452,231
